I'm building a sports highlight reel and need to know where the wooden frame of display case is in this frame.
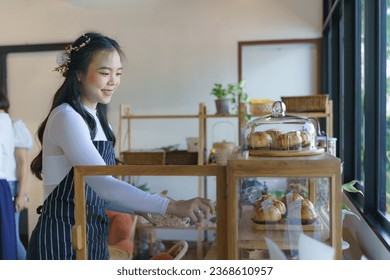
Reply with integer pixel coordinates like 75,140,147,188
226,152,342,260
71,164,227,260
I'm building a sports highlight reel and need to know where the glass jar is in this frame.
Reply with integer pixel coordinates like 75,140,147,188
244,101,318,152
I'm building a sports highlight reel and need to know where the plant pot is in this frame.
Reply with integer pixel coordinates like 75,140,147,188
215,98,231,114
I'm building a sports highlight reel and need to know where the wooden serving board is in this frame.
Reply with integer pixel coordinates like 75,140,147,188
252,218,322,232
249,148,324,157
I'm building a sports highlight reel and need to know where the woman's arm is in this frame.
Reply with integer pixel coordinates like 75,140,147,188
14,147,28,212
48,107,214,221
12,119,32,212
49,109,169,214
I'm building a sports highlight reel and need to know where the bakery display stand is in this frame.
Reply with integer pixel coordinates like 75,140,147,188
226,151,342,260
238,100,334,146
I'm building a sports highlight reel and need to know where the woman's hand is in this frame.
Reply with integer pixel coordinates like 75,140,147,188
14,194,27,212
166,197,215,224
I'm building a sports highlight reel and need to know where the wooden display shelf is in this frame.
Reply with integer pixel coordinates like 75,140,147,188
136,222,217,231
238,206,328,251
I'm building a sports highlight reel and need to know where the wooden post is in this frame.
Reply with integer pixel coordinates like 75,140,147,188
72,167,87,260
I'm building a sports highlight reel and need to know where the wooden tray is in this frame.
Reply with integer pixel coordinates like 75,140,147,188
249,148,324,157
252,218,322,232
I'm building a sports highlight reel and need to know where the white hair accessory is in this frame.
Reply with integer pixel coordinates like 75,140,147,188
54,34,91,74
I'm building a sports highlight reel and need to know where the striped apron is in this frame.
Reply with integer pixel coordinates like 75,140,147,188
27,141,115,260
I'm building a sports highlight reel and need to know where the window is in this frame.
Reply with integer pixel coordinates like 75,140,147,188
323,0,390,249
386,0,390,220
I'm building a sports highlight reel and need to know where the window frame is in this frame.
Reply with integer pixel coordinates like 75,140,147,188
323,0,390,250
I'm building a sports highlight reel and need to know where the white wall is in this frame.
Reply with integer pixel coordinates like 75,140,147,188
0,0,322,240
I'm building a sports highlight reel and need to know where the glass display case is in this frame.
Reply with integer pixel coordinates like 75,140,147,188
227,151,342,260
244,101,324,156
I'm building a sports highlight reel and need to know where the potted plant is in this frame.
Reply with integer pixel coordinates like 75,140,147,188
342,179,363,220
341,180,363,249
210,83,233,114
229,80,251,120
210,80,250,116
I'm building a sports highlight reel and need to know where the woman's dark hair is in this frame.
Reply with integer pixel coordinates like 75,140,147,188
31,32,124,180
0,86,10,113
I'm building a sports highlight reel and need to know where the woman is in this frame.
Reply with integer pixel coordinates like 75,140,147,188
28,32,213,260
0,87,17,260
10,119,33,260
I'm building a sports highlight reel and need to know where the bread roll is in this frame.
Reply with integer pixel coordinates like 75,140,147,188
276,131,302,150
287,198,318,224
251,205,282,224
254,194,286,216
281,192,304,207
266,129,281,149
246,131,272,149
301,131,311,148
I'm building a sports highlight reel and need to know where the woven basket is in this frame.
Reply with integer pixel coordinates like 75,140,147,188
249,102,274,115
108,245,132,260
281,95,329,112
165,151,198,165
122,150,165,165
167,240,189,260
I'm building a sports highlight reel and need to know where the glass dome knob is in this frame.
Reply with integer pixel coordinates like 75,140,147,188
271,101,286,117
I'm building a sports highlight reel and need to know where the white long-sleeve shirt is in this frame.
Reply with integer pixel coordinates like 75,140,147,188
42,103,169,215
6,119,33,182
0,112,14,179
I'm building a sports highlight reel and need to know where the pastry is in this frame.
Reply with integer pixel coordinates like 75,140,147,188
254,194,286,217
273,199,287,217
265,129,281,149
285,182,306,196
281,192,304,207
276,131,302,150
287,198,318,224
246,131,272,149
254,194,276,205
301,131,311,148
251,205,282,224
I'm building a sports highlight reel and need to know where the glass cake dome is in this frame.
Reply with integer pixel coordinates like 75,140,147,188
244,101,320,153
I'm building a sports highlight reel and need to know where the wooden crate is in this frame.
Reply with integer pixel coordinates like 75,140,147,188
122,150,165,165
165,151,198,165
281,95,329,112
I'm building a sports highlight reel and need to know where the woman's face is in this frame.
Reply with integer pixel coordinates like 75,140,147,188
79,49,122,110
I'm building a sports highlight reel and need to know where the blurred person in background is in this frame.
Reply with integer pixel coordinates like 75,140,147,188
0,86,17,259
9,114,33,259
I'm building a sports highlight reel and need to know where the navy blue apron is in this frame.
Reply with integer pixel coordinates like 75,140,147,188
0,179,17,260
27,141,115,260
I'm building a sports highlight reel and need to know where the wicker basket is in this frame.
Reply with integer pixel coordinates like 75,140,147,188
122,150,165,165
165,150,198,165
240,249,269,260
281,95,329,112
249,102,274,115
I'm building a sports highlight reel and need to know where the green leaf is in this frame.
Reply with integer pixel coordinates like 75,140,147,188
342,180,364,196
341,206,361,221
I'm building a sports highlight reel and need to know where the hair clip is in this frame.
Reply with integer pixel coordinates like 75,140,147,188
54,34,91,74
